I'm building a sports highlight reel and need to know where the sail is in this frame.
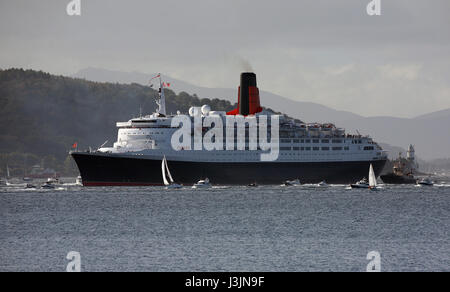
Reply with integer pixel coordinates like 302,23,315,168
6,165,10,178
164,157,174,183
161,156,169,186
369,164,377,187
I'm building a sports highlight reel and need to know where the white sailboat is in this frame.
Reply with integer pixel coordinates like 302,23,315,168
369,164,378,190
5,165,26,187
162,156,182,189
4,165,11,186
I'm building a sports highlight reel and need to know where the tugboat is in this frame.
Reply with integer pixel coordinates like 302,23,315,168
380,145,417,184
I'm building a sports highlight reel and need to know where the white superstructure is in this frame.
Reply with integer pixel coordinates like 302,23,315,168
98,109,387,164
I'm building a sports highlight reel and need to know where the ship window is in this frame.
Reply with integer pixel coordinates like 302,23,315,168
313,147,320,151
301,139,305,143
364,146,374,151
344,147,349,150
322,147,330,151
301,147,305,151
321,139,329,143
293,147,299,150
313,139,319,143
281,139,291,143
305,139,311,143
281,147,291,151
132,120,157,123
332,147,343,151
332,140,342,143
305,147,311,151
293,139,300,143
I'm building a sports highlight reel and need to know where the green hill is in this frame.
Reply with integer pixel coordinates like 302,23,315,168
0,68,235,176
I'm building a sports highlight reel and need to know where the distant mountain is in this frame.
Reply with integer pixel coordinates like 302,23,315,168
414,108,450,120
73,67,450,160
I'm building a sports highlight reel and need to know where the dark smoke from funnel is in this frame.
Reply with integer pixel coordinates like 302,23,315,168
239,58,253,72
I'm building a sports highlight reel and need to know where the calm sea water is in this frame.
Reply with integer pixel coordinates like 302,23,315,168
1,181,449,272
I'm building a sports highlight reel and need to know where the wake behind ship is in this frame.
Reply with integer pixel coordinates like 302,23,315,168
71,72,387,186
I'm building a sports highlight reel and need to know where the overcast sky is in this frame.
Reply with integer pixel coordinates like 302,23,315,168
1,0,449,118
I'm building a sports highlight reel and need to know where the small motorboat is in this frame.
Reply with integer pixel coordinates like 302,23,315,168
283,179,301,186
46,177,60,184
417,177,433,186
161,156,183,189
317,180,328,187
192,178,211,189
41,182,56,189
26,184,37,189
166,183,183,189
247,182,258,187
75,175,83,186
350,164,378,190
351,177,370,189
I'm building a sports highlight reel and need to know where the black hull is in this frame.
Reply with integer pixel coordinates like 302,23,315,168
380,173,417,184
71,152,387,186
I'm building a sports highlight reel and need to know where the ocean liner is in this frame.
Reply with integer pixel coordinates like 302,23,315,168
71,72,387,186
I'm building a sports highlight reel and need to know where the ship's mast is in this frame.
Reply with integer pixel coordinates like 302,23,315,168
156,74,167,116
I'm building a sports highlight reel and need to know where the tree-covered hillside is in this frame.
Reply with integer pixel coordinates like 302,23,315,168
0,68,235,176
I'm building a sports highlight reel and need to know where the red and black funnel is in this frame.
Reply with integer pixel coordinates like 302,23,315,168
227,72,263,116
